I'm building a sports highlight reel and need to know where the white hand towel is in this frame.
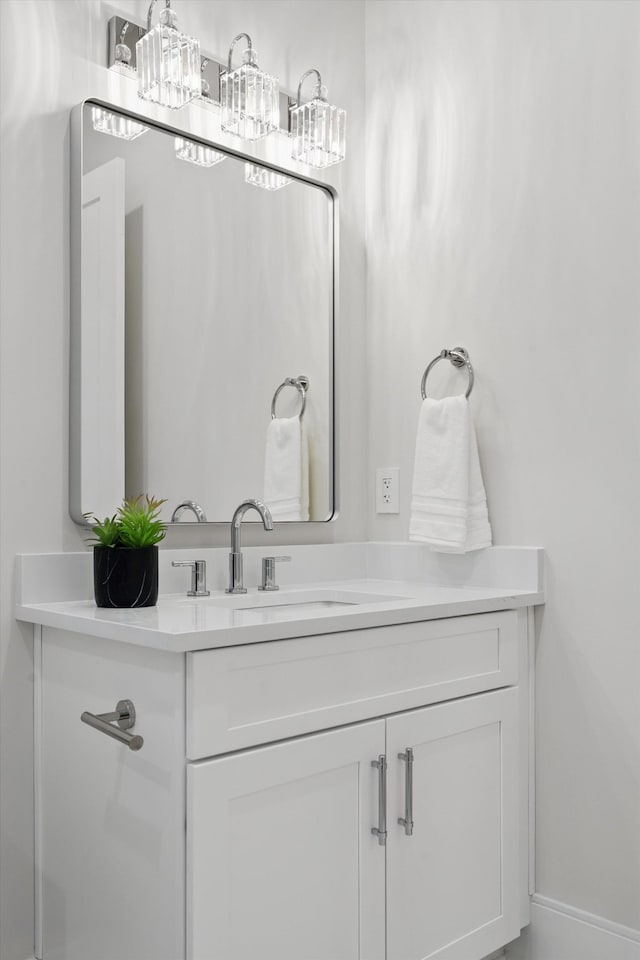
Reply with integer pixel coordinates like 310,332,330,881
409,395,492,553
264,417,309,521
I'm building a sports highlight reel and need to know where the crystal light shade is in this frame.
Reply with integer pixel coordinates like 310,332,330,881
175,137,225,168
91,106,149,141
245,163,291,191
136,4,200,109
290,69,346,168
221,34,279,141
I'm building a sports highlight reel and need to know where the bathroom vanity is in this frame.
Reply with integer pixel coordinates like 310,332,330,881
17,543,543,960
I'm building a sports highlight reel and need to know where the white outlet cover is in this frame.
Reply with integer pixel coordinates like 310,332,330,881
375,467,400,514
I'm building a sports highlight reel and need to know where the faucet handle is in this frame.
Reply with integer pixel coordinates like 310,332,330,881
171,560,210,597
259,556,291,592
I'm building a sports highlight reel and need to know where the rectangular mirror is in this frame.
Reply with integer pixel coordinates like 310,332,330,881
70,99,336,525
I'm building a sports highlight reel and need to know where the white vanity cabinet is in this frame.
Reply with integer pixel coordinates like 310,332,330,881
188,689,519,960
35,607,532,960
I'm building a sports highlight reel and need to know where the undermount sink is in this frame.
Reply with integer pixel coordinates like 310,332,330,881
230,598,357,624
176,588,405,623
239,598,355,612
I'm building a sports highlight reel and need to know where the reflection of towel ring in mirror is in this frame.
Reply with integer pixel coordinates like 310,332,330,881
421,348,474,399
271,376,309,419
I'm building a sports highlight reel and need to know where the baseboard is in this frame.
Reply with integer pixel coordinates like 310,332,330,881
507,895,640,960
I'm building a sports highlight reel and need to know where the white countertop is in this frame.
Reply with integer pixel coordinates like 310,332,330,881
16,575,544,653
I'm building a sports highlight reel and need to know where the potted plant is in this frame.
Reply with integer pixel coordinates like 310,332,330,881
85,495,166,608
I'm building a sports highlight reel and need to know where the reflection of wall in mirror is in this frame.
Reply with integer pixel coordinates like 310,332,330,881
82,109,333,522
79,159,125,521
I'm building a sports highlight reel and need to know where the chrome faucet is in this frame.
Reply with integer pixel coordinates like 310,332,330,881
227,499,274,594
171,500,207,523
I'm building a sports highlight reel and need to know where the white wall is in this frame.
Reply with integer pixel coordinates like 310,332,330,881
0,3,365,957
365,0,640,934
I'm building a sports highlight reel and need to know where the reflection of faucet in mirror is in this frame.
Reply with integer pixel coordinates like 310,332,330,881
171,500,208,522
227,499,274,594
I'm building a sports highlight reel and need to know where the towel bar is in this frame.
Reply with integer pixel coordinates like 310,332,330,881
421,348,474,399
271,375,309,419
80,699,144,751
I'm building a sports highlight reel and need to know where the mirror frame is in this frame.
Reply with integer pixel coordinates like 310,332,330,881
70,97,339,526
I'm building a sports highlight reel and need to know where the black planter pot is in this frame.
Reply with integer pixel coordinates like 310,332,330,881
93,545,159,608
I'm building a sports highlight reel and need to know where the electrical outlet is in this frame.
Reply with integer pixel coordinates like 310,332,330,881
376,467,400,514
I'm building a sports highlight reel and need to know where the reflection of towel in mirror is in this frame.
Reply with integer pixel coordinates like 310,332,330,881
409,396,492,553
264,417,309,521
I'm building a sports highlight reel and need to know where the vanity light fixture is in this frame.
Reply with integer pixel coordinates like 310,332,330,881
91,106,149,141
107,15,332,141
199,58,212,99
244,163,291,191
136,0,201,109
111,20,138,76
175,137,225,167
220,33,280,141
290,68,346,168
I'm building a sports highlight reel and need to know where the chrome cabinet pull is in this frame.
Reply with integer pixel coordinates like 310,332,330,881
371,755,387,846
80,699,144,751
397,747,414,836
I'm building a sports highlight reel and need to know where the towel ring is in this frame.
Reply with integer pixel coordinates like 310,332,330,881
421,348,474,399
271,376,309,419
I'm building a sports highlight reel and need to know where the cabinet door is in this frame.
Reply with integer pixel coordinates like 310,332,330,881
387,689,520,960
187,721,386,960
